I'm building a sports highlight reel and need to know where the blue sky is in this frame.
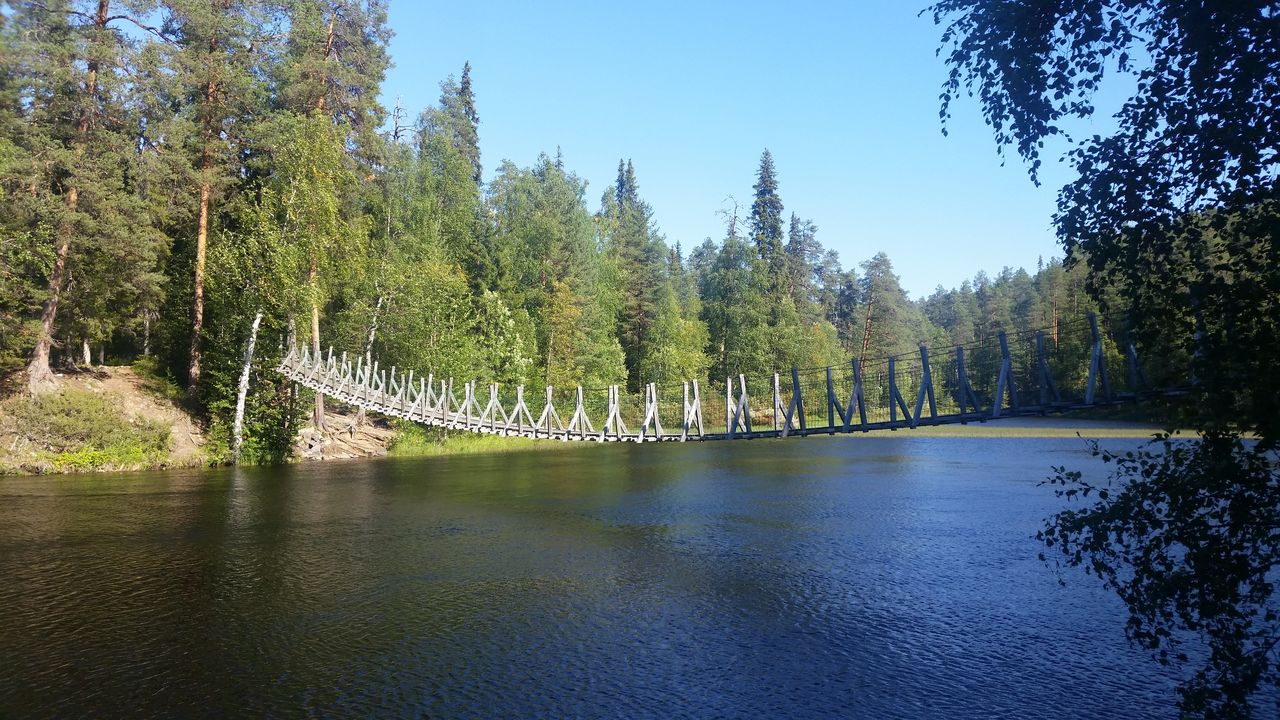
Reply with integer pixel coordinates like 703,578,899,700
381,1,1112,298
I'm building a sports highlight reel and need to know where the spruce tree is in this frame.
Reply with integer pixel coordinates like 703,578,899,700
419,67,487,286
458,61,482,184
750,149,787,290
785,212,821,315
599,159,676,390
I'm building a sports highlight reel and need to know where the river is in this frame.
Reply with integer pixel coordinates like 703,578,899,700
0,433,1184,718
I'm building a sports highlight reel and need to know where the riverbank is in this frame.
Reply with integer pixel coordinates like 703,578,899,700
0,361,1182,475
0,363,207,474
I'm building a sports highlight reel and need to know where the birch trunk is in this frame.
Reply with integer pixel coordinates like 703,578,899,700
231,309,263,464
309,260,324,431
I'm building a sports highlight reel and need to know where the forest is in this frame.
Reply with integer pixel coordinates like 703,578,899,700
0,1,1116,463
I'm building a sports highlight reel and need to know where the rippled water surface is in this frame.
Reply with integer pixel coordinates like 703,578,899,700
0,436,1184,718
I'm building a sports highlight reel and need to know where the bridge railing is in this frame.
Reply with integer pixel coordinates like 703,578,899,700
277,311,1184,443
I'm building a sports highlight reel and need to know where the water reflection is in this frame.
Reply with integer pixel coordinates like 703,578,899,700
0,437,1184,718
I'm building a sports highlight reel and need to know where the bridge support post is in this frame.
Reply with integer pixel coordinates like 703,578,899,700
728,375,751,438
640,383,664,442
825,368,837,432
537,386,565,440
773,373,782,432
602,385,629,441
681,383,690,440
912,344,936,428
780,367,805,437
888,356,912,427
1085,313,1111,405
992,331,1018,418
681,381,705,440
1127,342,1147,393
566,386,594,440
727,379,737,435
843,358,868,431
1035,331,1060,411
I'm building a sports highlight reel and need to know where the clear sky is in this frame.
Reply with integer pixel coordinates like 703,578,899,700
380,0,1104,298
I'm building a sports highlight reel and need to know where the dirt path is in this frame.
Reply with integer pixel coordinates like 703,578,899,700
79,367,206,464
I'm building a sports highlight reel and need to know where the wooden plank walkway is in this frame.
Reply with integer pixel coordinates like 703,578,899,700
277,313,1182,443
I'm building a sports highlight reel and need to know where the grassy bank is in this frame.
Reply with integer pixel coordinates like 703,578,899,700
0,389,173,473
0,366,207,475
388,422,568,458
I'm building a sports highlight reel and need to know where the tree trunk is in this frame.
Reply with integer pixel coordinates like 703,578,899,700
286,316,298,414
142,311,152,356
1051,295,1060,344
188,176,210,391
188,15,223,394
859,295,876,362
309,260,324,431
26,0,109,395
353,295,383,427
82,339,91,368
98,344,104,367
231,309,263,465
26,217,71,393
313,14,337,111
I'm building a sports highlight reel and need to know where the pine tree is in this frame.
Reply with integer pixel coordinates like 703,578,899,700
13,1,167,393
277,0,391,161
158,0,277,393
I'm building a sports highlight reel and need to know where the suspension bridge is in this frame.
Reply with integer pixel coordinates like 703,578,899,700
278,313,1181,443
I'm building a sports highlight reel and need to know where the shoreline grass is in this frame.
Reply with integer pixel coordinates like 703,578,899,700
387,422,572,458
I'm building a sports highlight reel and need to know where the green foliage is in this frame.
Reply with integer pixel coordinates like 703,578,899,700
0,390,171,472
700,231,771,380
1040,434,1280,715
473,290,532,384
4,1,171,357
0,4,1176,487
0,225,50,374
932,2,1280,714
277,0,391,161
930,0,1278,442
